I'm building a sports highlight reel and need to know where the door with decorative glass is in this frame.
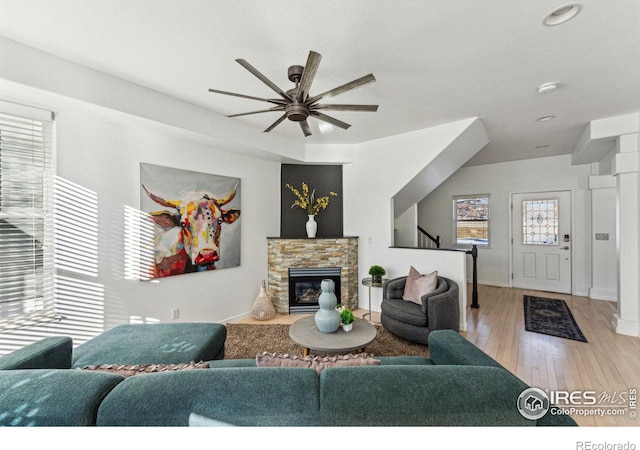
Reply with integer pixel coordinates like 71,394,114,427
511,191,572,293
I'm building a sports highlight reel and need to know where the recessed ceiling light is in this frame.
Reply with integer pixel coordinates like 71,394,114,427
536,115,556,122
538,82,558,94
543,3,582,26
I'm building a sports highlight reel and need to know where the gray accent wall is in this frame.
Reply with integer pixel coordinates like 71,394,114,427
280,164,343,238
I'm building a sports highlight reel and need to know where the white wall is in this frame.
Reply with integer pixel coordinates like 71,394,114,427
61,105,281,325
417,155,594,296
393,204,418,247
589,180,617,300
343,123,471,331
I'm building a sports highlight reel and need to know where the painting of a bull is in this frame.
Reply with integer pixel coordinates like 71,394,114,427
140,164,241,278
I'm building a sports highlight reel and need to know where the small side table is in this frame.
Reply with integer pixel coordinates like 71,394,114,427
361,277,388,324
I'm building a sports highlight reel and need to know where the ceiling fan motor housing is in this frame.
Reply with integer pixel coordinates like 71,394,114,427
285,103,309,122
286,65,310,121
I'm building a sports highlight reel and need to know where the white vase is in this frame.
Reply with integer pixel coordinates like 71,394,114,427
342,322,353,332
314,279,340,333
306,215,317,238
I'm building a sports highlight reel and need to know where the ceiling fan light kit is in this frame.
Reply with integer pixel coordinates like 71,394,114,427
209,51,378,137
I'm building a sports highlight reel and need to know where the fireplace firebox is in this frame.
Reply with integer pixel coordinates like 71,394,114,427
288,267,341,314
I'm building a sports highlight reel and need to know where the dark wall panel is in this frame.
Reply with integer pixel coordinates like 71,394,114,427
280,164,343,238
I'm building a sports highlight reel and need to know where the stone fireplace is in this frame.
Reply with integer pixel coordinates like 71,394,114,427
267,237,358,314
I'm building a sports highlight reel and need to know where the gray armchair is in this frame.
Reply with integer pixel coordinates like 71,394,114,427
380,275,459,345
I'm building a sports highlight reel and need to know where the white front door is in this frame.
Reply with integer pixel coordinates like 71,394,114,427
511,191,572,294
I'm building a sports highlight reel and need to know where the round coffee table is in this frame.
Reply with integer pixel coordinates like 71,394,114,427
289,316,377,356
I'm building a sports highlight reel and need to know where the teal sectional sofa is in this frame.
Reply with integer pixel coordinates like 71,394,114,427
0,325,577,427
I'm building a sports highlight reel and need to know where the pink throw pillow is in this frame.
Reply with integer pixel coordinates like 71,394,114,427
402,266,438,304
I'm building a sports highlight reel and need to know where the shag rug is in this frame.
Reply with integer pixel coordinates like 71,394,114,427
523,295,587,342
224,322,429,359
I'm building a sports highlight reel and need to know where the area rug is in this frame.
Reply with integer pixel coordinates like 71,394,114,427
523,295,587,342
224,323,429,359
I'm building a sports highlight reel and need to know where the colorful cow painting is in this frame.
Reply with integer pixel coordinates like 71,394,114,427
140,164,241,278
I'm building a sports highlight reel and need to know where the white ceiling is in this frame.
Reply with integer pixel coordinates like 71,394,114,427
1,0,639,166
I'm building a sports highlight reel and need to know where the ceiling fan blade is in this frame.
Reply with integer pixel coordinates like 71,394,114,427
307,74,376,104
264,113,288,133
310,111,351,130
208,88,286,105
299,120,312,137
296,51,322,103
236,59,292,102
311,104,378,112
227,106,285,118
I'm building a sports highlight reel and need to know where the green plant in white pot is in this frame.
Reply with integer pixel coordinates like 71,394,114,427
339,306,355,332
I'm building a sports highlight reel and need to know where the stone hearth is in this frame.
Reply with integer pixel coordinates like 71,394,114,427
267,237,358,313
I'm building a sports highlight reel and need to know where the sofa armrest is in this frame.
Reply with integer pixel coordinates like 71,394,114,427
0,336,73,370
419,277,449,309
423,278,459,331
0,369,123,426
428,330,578,427
428,330,504,368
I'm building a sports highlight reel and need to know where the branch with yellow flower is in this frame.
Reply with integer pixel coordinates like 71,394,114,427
285,182,338,216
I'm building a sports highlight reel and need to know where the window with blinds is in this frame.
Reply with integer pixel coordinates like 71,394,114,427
0,100,56,328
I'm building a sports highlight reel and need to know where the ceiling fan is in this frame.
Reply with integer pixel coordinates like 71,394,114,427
208,51,378,137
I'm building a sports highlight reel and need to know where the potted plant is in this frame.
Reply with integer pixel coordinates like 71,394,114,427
368,265,386,285
338,306,355,332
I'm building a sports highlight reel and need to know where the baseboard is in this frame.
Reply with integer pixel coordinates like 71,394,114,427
222,311,252,324
471,280,509,288
612,314,640,337
588,288,617,301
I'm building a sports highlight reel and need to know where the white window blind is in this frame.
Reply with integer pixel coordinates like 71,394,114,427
0,100,56,329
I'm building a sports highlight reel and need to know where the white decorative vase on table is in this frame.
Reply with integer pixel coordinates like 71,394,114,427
306,215,317,238
342,322,353,333
314,279,340,333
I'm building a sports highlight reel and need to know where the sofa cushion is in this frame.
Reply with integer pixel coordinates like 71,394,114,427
0,336,72,370
403,267,438,304
96,367,320,426
318,365,536,426
80,360,210,377
256,352,381,374
0,369,124,426
71,322,227,368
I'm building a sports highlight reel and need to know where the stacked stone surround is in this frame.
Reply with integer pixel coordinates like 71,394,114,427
267,237,359,313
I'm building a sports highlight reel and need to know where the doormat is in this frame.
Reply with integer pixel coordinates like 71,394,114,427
523,295,587,342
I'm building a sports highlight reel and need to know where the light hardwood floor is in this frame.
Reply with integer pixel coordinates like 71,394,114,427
235,284,640,427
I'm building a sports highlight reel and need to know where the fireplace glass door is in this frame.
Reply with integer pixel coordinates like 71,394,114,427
288,267,341,314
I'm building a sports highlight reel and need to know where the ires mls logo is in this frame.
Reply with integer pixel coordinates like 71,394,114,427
517,387,638,420
517,388,550,420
